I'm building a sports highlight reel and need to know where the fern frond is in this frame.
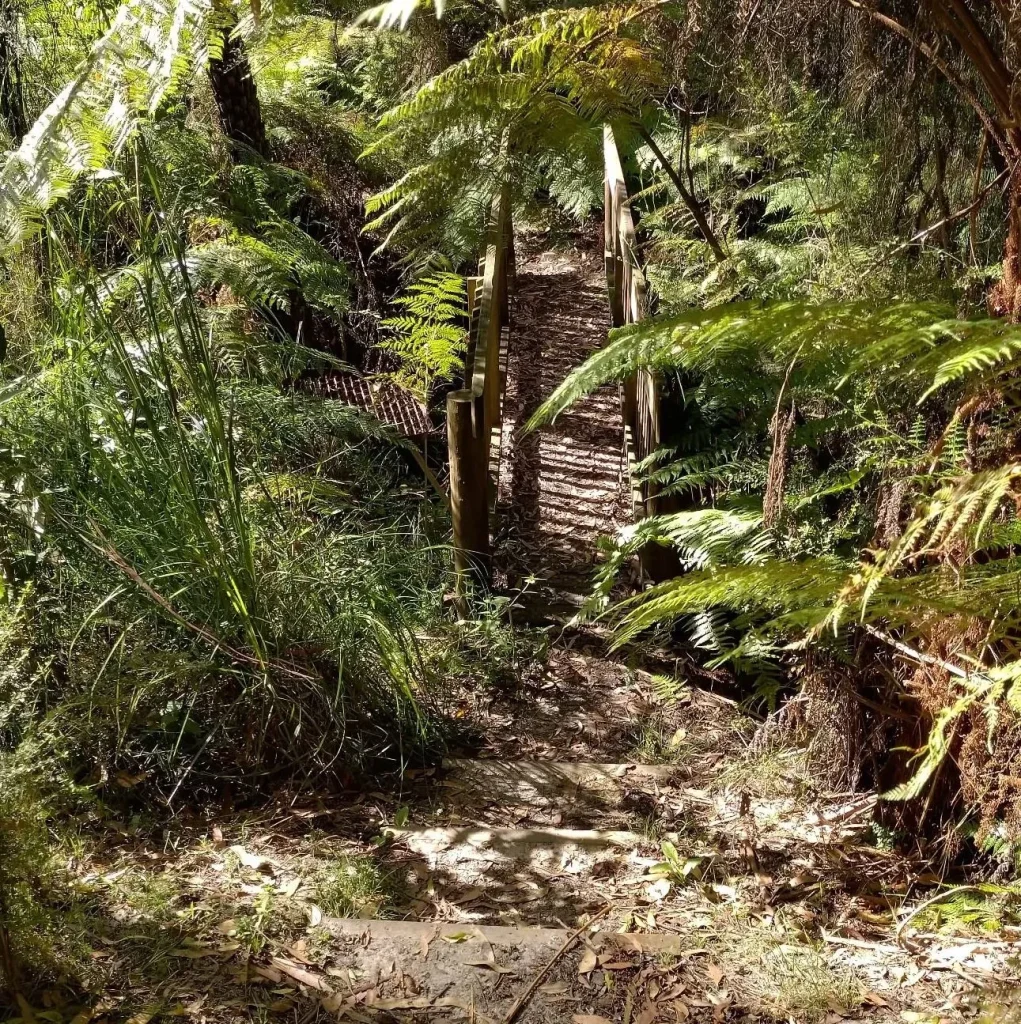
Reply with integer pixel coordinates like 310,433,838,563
0,0,212,247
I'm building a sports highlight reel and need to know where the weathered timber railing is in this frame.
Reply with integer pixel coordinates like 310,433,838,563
447,183,513,590
604,125,677,582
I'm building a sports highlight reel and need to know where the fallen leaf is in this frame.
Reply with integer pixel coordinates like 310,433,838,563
215,919,237,936
419,924,438,958
307,904,323,928
538,982,572,996
338,1008,374,1023
268,1000,295,1013
578,947,599,975
461,958,514,974
708,989,734,1020
286,940,313,964
448,886,485,905
572,1016,613,1024
636,1004,657,1024
864,992,891,1008
229,844,274,874
706,963,725,986
270,958,334,993
489,885,546,904
440,931,471,944
600,960,637,971
280,877,301,898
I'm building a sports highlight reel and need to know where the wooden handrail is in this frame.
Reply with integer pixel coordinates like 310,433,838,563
604,125,677,582
447,183,514,591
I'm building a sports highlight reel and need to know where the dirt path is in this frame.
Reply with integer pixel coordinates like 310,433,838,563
494,235,629,612
73,631,1016,1023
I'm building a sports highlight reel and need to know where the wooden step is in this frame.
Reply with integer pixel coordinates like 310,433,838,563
382,822,667,927
384,823,663,860
319,916,683,1021
440,758,681,808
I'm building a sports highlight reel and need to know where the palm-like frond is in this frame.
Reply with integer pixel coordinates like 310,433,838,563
0,0,212,246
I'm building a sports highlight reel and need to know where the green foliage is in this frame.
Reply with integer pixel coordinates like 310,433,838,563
363,4,660,255
0,151,454,790
533,255,1021,812
379,271,467,400
0,0,213,246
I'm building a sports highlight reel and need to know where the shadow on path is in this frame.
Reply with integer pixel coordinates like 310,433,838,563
495,235,628,612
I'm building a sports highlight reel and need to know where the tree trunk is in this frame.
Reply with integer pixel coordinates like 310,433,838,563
0,2,26,144
989,171,1021,320
208,24,268,159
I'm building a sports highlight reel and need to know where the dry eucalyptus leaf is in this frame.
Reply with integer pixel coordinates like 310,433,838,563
538,981,572,996
448,886,485,905
372,998,433,1010
270,958,334,993
125,1007,158,1024
461,958,514,974
572,1016,613,1024
578,947,599,974
706,963,725,986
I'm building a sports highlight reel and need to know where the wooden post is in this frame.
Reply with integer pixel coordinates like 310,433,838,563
447,389,491,600
604,124,682,585
446,183,511,610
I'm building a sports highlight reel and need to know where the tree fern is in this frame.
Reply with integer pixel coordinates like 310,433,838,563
378,271,467,401
361,3,661,254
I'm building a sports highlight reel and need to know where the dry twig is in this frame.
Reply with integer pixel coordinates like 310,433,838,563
500,905,611,1024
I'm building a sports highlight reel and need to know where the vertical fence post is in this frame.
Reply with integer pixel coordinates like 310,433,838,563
447,389,491,595
447,183,511,608
604,125,680,583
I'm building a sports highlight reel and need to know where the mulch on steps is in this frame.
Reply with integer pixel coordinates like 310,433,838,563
73,630,1013,1023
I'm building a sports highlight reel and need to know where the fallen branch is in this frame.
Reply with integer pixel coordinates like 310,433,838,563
820,929,901,955
865,167,1008,272
862,624,979,683
501,905,610,1024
